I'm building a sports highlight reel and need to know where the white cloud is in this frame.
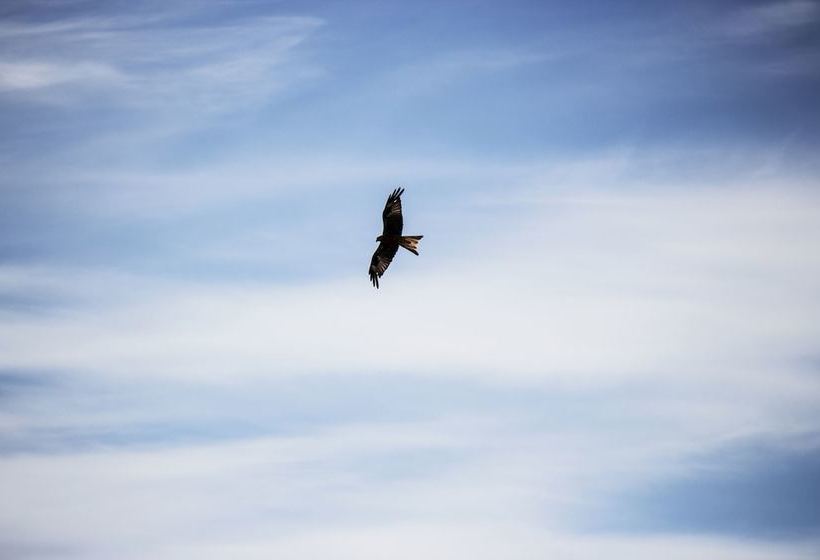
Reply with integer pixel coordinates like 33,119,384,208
3,3,819,557
1,161,819,466
156,528,817,560
0,60,122,91
0,13,323,110
1,94,817,556
1,419,817,559
2,181,818,387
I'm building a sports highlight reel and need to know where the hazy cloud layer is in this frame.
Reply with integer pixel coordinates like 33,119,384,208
1,0,819,558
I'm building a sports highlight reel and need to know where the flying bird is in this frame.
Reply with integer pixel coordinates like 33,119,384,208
369,187,423,288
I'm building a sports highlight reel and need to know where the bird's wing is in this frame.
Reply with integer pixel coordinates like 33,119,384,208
382,187,404,236
369,241,399,288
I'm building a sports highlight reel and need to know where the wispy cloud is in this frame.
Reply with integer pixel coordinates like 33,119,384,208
708,0,820,75
1,416,818,559
722,0,819,38
2,159,818,415
0,60,122,91
2,1,819,557
0,12,323,110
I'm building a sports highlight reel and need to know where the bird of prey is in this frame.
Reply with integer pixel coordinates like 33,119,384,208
369,187,423,288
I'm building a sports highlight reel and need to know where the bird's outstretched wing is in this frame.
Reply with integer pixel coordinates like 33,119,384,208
382,187,404,236
369,241,399,288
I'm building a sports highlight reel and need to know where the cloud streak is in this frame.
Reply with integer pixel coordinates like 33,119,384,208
2,1,820,557
1,417,818,559
0,12,323,110
2,171,818,386
723,0,819,38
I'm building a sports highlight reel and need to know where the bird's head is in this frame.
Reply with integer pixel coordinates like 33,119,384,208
376,235,384,242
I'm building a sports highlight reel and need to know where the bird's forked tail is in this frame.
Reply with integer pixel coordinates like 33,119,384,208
399,235,423,255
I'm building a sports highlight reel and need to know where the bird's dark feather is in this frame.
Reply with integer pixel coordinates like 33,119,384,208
368,241,399,288
382,187,404,236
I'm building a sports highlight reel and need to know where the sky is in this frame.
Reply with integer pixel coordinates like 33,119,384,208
1,0,820,558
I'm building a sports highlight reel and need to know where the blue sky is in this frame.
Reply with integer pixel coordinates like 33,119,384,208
1,0,820,558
